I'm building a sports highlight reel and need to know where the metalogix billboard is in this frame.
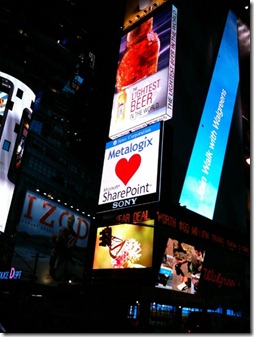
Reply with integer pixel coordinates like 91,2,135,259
98,122,162,212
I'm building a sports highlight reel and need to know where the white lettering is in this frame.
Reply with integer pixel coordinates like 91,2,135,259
112,198,138,209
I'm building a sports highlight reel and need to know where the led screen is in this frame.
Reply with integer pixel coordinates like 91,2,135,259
156,238,206,294
109,4,177,139
0,72,35,233
93,222,154,269
179,10,239,220
98,122,162,212
10,191,91,286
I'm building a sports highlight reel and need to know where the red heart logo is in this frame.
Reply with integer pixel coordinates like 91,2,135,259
115,154,141,185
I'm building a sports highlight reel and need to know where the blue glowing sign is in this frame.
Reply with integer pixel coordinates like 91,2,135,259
179,11,239,220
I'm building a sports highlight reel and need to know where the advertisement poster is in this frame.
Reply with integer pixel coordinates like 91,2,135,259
156,237,243,297
0,72,35,233
10,191,91,286
93,222,154,269
179,11,239,220
98,122,161,212
109,5,177,139
156,238,206,294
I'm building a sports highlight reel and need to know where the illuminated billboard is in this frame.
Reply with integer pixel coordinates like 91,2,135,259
155,237,206,294
11,190,91,286
93,222,154,269
98,122,162,213
179,11,239,220
156,237,243,296
0,72,35,233
109,4,177,139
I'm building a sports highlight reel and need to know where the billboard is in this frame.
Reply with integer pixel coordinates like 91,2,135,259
156,237,206,294
155,237,243,297
91,219,155,286
98,122,163,213
10,190,91,286
108,4,177,139
0,72,35,233
93,222,154,269
179,10,239,220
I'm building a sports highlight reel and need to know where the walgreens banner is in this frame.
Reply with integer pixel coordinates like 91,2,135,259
179,10,239,220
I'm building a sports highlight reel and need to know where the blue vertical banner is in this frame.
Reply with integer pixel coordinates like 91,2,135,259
179,11,239,220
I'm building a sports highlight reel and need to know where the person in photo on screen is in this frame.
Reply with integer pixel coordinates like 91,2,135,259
173,241,205,292
190,248,204,292
48,213,77,281
173,241,192,291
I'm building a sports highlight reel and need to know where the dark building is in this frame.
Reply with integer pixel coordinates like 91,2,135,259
0,0,250,333
0,0,126,234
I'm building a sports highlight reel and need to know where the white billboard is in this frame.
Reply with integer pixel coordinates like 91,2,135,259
0,72,35,233
98,122,162,212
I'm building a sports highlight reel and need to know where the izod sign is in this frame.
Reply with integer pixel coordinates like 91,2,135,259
98,122,162,212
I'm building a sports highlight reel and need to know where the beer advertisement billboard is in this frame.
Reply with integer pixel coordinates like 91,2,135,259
109,4,177,139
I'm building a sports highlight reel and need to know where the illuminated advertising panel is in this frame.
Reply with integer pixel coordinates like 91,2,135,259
0,72,35,233
156,237,206,294
93,221,154,269
11,190,91,286
155,240,243,298
109,5,177,139
98,122,162,213
179,11,239,220
156,237,243,297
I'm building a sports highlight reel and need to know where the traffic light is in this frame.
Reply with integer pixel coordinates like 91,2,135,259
99,227,112,247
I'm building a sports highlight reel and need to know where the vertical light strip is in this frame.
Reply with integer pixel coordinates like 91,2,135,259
179,11,239,220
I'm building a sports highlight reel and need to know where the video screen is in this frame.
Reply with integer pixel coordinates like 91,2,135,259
98,122,162,213
0,72,34,234
92,222,154,269
156,238,205,294
179,10,239,221
109,4,177,139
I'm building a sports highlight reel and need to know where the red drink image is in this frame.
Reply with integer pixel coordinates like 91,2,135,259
116,18,160,92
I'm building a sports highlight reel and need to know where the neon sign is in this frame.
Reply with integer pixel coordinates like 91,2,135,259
0,267,22,280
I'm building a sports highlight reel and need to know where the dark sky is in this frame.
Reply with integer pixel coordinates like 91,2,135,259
0,0,250,174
